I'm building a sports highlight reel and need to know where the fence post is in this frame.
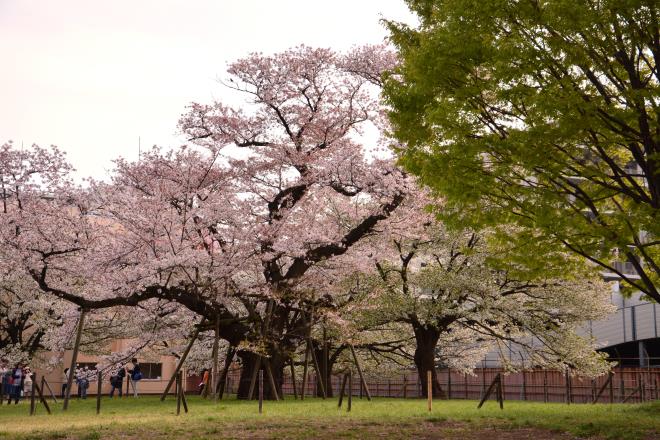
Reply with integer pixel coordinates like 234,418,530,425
96,371,102,415
619,370,624,403
347,371,352,412
403,375,407,399
427,370,432,412
543,370,548,403
447,368,451,399
258,370,263,414
464,372,468,399
29,373,36,416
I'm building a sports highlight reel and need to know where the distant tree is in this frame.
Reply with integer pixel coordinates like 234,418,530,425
384,0,660,301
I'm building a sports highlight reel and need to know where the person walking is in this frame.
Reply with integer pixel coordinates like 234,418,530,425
0,360,9,400
198,368,209,395
109,366,126,397
76,366,90,399
8,364,24,404
128,358,142,397
61,368,71,398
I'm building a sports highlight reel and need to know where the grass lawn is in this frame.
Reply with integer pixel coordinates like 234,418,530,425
0,395,658,439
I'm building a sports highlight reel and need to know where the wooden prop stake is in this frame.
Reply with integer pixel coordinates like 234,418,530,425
543,370,548,403
211,316,220,402
125,372,130,398
337,373,348,408
33,376,51,415
29,373,37,416
176,373,181,416
179,372,188,413
322,327,329,395
42,376,59,404
592,372,613,404
477,373,501,409
63,308,86,411
217,346,235,399
258,370,263,414
301,343,309,400
161,318,205,401
427,370,432,412
445,368,451,399
308,339,326,399
263,358,280,401
347,371,352,412
247,356,262,401
96,371,102,415
622,383,642,403
289,358,298,400
348,344,371,401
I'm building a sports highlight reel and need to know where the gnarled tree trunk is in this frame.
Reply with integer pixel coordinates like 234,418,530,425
413,324,446,399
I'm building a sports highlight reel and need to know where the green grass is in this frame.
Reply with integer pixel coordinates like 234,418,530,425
0,395,658,439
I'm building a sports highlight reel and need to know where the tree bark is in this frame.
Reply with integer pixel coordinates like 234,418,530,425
413,325,446,399
236,351,285,400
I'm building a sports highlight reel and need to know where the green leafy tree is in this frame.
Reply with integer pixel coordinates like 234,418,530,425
384,0,660,301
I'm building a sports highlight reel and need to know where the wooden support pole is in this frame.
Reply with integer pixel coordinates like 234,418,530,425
96,371,102,415
33,377,51,415
338,373,348,408
41,376,58,404
565,370,571,404
263,358,280,401
301,343,309,400
322,327,328,396
447,368,452,399
29,373,37,416
247,356,262,401
592,372,613,404
176,373,181,416
258,370,263,414
464,372,468,400
347,371,352,412
543,370,548,403
289,358,298,400
622,384,642,403
211,316,220,402
521,371,527,401
619,370,624,402
348,344,371,401
63,308,86,411
125,372,130,398
179,372,188,413
403,375,407,399
217,346,235,399
308,339,326,399
427,370,432,412
161,318,205,401
497,374,503,409
477,373,501,409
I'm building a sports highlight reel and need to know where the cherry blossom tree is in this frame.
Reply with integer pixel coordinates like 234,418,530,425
347,192,615,397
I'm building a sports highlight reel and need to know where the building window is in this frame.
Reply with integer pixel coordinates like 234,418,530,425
140,363,162,380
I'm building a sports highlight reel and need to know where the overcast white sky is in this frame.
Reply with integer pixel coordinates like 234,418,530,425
0,0,416,179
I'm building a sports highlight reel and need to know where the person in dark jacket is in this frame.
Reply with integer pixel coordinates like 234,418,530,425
109,366,126,397
128,358,142,397
8,364,25,404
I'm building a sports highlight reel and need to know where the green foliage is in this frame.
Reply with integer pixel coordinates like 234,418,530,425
385,0,660,301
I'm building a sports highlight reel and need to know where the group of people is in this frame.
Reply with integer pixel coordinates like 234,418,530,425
61,358,143,399
1,362,31,405
1,357,144,404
